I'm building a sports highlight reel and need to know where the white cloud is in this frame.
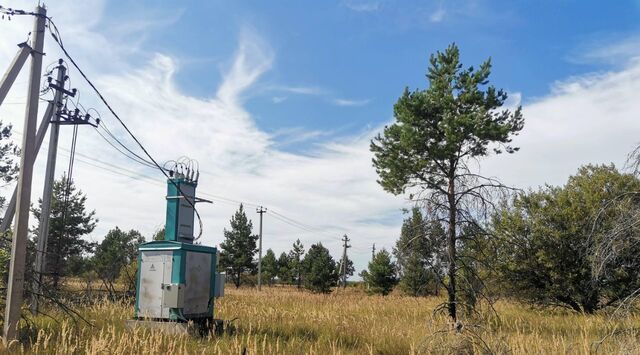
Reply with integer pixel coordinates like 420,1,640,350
0,0,405,275
272,85,326,96
332,98,371,107
503,91,522,111
343,1,380,12
271,96,287,103
3,1,640,276
429,7,446,23
216,28,274,105
569,33,640,66
481,58,640,190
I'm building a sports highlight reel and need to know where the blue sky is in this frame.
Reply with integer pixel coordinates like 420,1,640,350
102,0,640,142
2,0,640,273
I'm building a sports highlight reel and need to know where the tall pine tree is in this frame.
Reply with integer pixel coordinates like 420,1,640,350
219,204,258,288
371,43,524,320
277,252,292,284
301,242,338,293
261,248,278,286
288,239,305,289
361,249,398,296
32,175,97,290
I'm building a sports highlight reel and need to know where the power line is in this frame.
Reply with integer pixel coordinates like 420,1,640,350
12,126,345,245
2,6,352,247
93,126,156,169
96,121,156,168
43,15,205,239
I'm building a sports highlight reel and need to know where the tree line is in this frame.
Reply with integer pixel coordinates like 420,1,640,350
218,204,355,293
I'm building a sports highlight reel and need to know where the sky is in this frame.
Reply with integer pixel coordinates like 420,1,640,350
1,0,640,275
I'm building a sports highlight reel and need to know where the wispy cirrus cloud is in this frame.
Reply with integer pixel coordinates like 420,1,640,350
343,1,380,12
332,98,371,107
568,32,640,66
216,28,274,105
429,7,446,23
268,85,371,107
0,0,403,275
272,85,326,96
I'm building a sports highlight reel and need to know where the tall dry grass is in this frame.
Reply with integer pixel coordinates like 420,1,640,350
1,286,639,354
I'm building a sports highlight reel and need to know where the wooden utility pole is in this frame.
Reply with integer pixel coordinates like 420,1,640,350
31,61,67,315
256,206,267,291
340,234,350,288
4,5,46,340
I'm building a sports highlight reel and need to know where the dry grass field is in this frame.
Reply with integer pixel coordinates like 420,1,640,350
2,286,639,354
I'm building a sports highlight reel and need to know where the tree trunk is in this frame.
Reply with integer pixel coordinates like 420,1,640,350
447,176,457,322
557,295,583,313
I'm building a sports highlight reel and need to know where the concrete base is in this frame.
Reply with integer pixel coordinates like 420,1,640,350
125,318,224,336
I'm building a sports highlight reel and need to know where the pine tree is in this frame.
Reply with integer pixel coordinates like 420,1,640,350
288,239,305,289
301,242,338,293
277,252,292,284
32,175,97,290
371,43,524,320
394,208,445,296
93,227,145,295
361,249,398,296
153,227,165,241
219,204,258,288
261,248,278,286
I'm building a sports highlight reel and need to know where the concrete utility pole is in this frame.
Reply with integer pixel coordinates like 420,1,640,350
1,99,57,234
341,234,351,288
256,206,267,291
0,42,31,106
4,5,46,340
31,62,66,315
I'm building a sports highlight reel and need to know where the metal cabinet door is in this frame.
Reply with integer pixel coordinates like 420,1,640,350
138,251,173,319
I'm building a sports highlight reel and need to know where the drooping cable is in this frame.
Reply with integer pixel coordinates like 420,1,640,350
1,7,348,244
44,16,204,239
94,127,157,169
53,124,78,280
98,121,157,168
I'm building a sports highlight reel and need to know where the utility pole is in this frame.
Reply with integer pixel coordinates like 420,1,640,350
256,206,267,291
372,243,376,260
0,42,31,106
0,98,58,234
341,234,350,288
4,5,46,340
0,99,56,234
31,61,67,315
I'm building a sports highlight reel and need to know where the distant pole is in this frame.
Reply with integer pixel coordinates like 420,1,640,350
341,234,350,288
256,206,267,291
4,5,46,340
31,61,66,315
372,243,376,260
